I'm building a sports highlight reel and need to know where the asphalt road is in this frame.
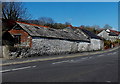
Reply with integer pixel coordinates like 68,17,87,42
1,48,119,82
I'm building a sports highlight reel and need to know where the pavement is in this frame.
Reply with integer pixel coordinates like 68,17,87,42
1,46,119,82
0,46,119,66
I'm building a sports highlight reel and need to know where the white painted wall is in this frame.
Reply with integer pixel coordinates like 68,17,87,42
98,30,109,40
2,45,10,59
30,37,104,55
30,38,78,55
90,39,104,50
98,30,118,42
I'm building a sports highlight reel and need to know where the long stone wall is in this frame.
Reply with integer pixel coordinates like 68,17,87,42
29,37,104,56
30,38,79,55
4,37,104,59
2,38,104,59
78,42,90,51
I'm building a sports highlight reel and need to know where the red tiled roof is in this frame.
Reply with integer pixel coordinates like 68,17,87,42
68,25,73,28
109,29,120,35
15,21,49,28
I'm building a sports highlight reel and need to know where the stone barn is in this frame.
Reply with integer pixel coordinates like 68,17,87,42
8,21,90,56
8,21,104,57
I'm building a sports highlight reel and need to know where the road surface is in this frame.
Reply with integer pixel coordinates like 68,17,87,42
1,48,119,82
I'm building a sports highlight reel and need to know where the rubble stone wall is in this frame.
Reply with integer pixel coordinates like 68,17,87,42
0,46,2,58
90,39,104,50
30,38,79,55
78,42,91,51
6,37,104,58
29,37,104,56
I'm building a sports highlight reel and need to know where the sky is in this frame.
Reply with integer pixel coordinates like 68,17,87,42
23,2,118,30
2,0,120,2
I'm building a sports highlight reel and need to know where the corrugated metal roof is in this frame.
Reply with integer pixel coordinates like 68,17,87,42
80,28,101,39
16,22,90,42
109,32,118,36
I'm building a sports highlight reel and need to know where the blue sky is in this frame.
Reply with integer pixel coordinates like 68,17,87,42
3,0,120,2
23,2,118,30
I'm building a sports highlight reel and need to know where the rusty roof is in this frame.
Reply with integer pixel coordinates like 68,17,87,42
16,21,49,28
15,22,90,42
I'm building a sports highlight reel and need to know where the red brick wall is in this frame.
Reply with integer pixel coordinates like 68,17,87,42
8,29,32,47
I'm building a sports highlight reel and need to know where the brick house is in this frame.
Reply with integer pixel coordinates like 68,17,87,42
9,28,32,47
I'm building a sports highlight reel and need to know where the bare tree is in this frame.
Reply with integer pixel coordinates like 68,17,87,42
103,24,112,29
38,17,54,25
65,22,71,26
91,25,100,30
2,2,31,21
0,2,2,38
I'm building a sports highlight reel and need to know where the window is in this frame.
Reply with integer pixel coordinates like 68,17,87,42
34,26,40,29
14,35,21,44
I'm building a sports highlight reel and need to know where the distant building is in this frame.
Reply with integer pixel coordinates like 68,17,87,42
97,29,119,42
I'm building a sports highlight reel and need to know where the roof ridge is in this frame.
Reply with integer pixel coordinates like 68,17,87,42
16,21,49,28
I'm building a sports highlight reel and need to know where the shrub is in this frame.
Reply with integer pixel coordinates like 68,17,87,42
104,40,112,49
114,39,120,44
